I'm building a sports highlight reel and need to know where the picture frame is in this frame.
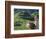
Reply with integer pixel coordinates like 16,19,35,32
5,1,45,38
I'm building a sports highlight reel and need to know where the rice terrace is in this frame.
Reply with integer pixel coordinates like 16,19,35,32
14,9,39,30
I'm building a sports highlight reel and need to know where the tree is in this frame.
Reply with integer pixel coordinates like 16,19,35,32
31,12,39,18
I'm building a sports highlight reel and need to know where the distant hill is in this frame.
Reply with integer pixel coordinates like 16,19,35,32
14,9,39,15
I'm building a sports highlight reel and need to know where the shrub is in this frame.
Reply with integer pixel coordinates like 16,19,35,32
14,21,22,26
29,23,36,29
